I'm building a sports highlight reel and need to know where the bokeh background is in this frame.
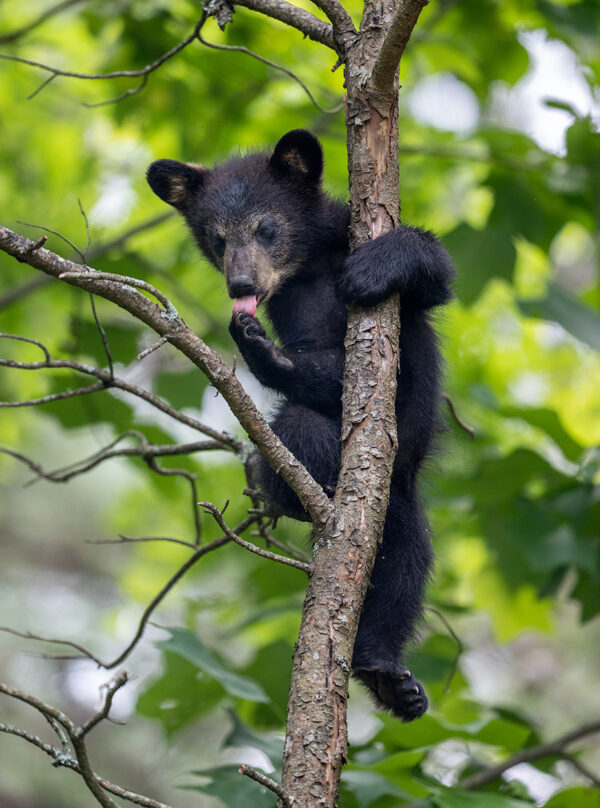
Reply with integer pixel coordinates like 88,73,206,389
0,1,599,806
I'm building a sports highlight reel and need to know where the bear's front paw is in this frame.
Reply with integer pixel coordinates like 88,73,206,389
230,312,294,372
354,665,428,722
338,245,391,308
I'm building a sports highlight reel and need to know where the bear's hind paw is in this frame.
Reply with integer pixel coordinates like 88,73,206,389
354,664,428,722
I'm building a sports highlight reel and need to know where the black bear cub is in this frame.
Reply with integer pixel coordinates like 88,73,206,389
147,130,454,721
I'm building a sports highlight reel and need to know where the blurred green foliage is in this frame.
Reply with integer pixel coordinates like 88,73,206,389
0,1,599,807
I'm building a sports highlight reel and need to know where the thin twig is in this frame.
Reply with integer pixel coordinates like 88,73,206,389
0,19,205,103
0,213,173,313
443,394,475,439
0,0,89,45
17,220,85,259
81,672,128,735
136,335,170,361
57,270,178,318
197,27,343,115
88,294,114,377
425,606,463,694
0,684,173,807
200,501,312,573
459,720,600,790
1,515,257,669
0,335,243,450
239,765,293,807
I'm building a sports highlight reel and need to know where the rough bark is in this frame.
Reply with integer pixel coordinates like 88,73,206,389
279,2,426,806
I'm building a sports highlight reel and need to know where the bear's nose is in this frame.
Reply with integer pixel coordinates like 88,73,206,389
228,275,256,298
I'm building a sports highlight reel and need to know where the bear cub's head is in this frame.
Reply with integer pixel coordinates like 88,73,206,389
147,130,325,314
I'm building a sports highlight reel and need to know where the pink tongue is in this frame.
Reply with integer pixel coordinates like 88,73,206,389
233,295,259,317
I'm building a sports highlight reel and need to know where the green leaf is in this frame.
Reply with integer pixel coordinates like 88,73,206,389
223,710,283,767
186,764,278,807
544,787,600,808
519,282,600,351
156,627,270,703
136,651,224,735
341,770,408,806
431,788,534,808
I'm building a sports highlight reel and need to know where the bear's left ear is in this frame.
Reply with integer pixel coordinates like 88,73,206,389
270,130,323,186
146,159,206,208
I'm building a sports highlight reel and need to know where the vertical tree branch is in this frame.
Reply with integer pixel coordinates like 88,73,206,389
280,2,426,805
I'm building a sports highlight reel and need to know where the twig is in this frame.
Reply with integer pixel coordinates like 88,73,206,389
88,294,114,377
425,606,463,694
369,0,429,90
81,672,128,735
563,753,600,787
459,720,600,790
200,501,312,573
0,0,89,45
0,226,332,525
443,394,475,439
197,27,343,115
1,515,257,669
136,335,171,361
57,270,178,319
0,626,104,666
0,213,173,313
239,765,293,807
0,334,243,450
145,455,202,544
17,220,85,259
0,19,205,103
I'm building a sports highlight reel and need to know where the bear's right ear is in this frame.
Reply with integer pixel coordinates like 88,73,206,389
146,159,206,208
270,130,323,186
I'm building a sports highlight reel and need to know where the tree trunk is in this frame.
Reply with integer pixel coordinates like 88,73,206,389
279,6,411,805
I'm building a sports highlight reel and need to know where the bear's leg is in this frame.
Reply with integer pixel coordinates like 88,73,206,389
352,486,432,721
252,403,341,522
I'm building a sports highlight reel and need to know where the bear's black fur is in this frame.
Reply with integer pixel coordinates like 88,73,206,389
147,130,455,721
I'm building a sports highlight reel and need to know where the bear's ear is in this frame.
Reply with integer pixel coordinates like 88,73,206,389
146,159,206,208
269,130,323,186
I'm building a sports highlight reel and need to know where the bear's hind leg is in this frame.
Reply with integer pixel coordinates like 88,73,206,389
252,403,341,522
352,487,432,721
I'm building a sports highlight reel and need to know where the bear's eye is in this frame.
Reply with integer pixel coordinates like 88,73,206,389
210,232,226,258
256,222,276,245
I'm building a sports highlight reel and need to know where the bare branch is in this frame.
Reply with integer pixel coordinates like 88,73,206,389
0,213,173,313
0,227,332,525
234,0,335,50
99,514,257,669
369,0,429,90
197,27,343,114
136,335,171,361
0,0,89,45
0,625,102,666
200,501,312,573
0,380,107,407
0,19,204,102
0,334,243,451
425,606,463,694
1,515,257,669
459,720,600,790
443,394,475,439
58,269,178,317
0,681,173,808
88,293,114,377
239,765,293,807
81,672,128,735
